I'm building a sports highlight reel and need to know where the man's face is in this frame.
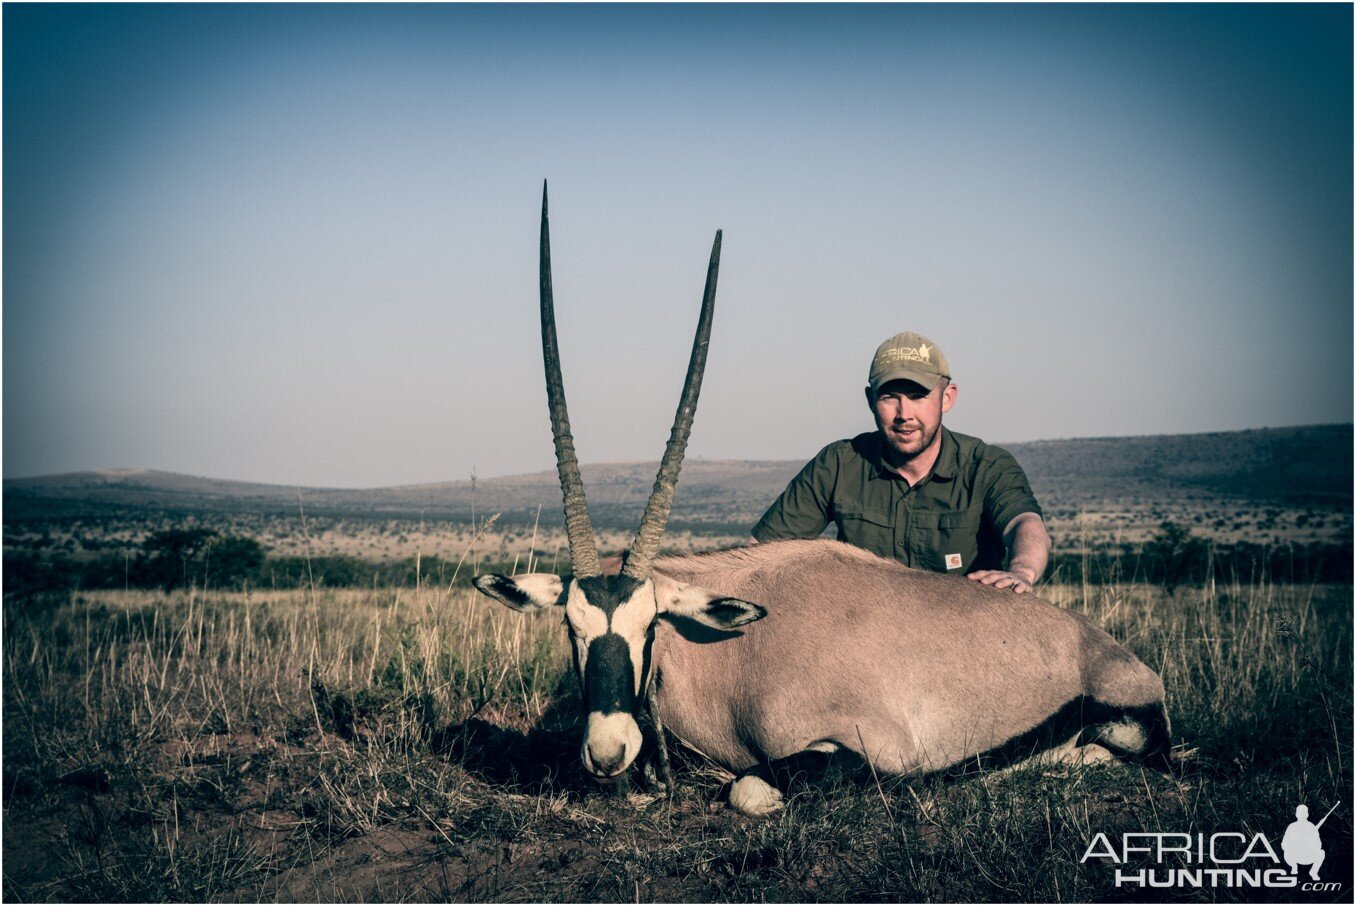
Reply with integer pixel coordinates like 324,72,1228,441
867,378,958,463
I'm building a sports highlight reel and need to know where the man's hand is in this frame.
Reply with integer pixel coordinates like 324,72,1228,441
967,569,1036,594
969,513,1050,594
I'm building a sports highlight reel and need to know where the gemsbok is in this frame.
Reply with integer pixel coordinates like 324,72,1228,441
473,184,1171,816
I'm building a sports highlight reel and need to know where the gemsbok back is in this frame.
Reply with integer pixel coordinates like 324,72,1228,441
473,184,1171,816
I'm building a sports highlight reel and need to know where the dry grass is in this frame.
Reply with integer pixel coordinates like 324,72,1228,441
3,571,1351,901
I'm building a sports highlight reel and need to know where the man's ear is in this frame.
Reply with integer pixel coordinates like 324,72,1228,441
471,573,565,613
653,573,767,630
864,385,876,413
940,381,957,413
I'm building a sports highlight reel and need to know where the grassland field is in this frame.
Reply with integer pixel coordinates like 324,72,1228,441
4,427,1352,900
3,563,1351,902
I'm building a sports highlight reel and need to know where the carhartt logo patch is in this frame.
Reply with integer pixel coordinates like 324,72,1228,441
945,553,963,570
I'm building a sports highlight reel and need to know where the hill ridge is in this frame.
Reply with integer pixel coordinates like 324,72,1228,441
8,422,1351,493
5,424,1350,530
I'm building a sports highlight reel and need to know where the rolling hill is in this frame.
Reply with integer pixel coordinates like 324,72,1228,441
5,424,1350,533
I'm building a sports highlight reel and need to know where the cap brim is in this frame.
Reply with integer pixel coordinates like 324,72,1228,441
870,367,947,392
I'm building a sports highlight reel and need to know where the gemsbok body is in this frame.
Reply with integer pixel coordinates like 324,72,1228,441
473,184,1170,816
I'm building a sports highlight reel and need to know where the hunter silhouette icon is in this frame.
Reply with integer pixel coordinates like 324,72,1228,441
1282,802,1339,880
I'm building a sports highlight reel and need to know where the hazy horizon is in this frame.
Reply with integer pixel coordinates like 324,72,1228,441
6,4,1351,488
6,419,1350,489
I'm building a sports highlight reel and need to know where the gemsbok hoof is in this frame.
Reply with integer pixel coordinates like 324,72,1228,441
729,774,784,817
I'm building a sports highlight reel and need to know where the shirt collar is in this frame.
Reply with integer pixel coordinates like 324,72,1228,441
868,426,958,483
932,427,959,481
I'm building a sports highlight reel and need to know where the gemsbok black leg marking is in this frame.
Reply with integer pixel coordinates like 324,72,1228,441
940,695,1171,777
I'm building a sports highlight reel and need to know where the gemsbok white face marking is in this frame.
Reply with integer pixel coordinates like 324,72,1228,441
563,579,610,676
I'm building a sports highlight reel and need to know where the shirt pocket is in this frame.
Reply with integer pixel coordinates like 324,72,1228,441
907,508,983,573
833,504,896,559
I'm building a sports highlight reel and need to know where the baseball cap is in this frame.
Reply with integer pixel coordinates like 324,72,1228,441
868,332,950,393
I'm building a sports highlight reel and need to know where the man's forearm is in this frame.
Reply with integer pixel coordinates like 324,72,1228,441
1004,513,1051,585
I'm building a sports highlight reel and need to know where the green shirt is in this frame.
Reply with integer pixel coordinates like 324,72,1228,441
750,427,1042,574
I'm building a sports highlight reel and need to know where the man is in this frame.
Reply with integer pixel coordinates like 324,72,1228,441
749,332,1051,593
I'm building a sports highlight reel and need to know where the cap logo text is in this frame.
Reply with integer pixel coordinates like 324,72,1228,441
877,344,932,367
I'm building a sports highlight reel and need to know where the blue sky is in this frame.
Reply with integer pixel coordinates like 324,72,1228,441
5,3,1351,487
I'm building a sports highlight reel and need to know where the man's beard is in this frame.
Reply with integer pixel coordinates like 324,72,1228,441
881,418,940,463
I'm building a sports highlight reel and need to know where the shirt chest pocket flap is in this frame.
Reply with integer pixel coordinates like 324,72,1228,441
907,508,982,571
833,504,895,552
936,510,980,530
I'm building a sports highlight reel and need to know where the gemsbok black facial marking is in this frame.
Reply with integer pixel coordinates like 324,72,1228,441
574,575,644,619
584,634,635,715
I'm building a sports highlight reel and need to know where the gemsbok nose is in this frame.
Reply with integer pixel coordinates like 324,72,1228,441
586,741,626,777
582,711,644,777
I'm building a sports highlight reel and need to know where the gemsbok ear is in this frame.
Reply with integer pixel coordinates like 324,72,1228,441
654,573,767,629
471,573,566,613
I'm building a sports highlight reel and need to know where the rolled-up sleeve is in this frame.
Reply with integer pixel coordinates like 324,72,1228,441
981,447,1042,533
750,443,838,541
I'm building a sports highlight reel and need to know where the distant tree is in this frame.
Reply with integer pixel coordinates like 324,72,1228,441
1145,521,1209,597
134,530,267,591
141,528,218,591
208,535,266,588
144,528,217,558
